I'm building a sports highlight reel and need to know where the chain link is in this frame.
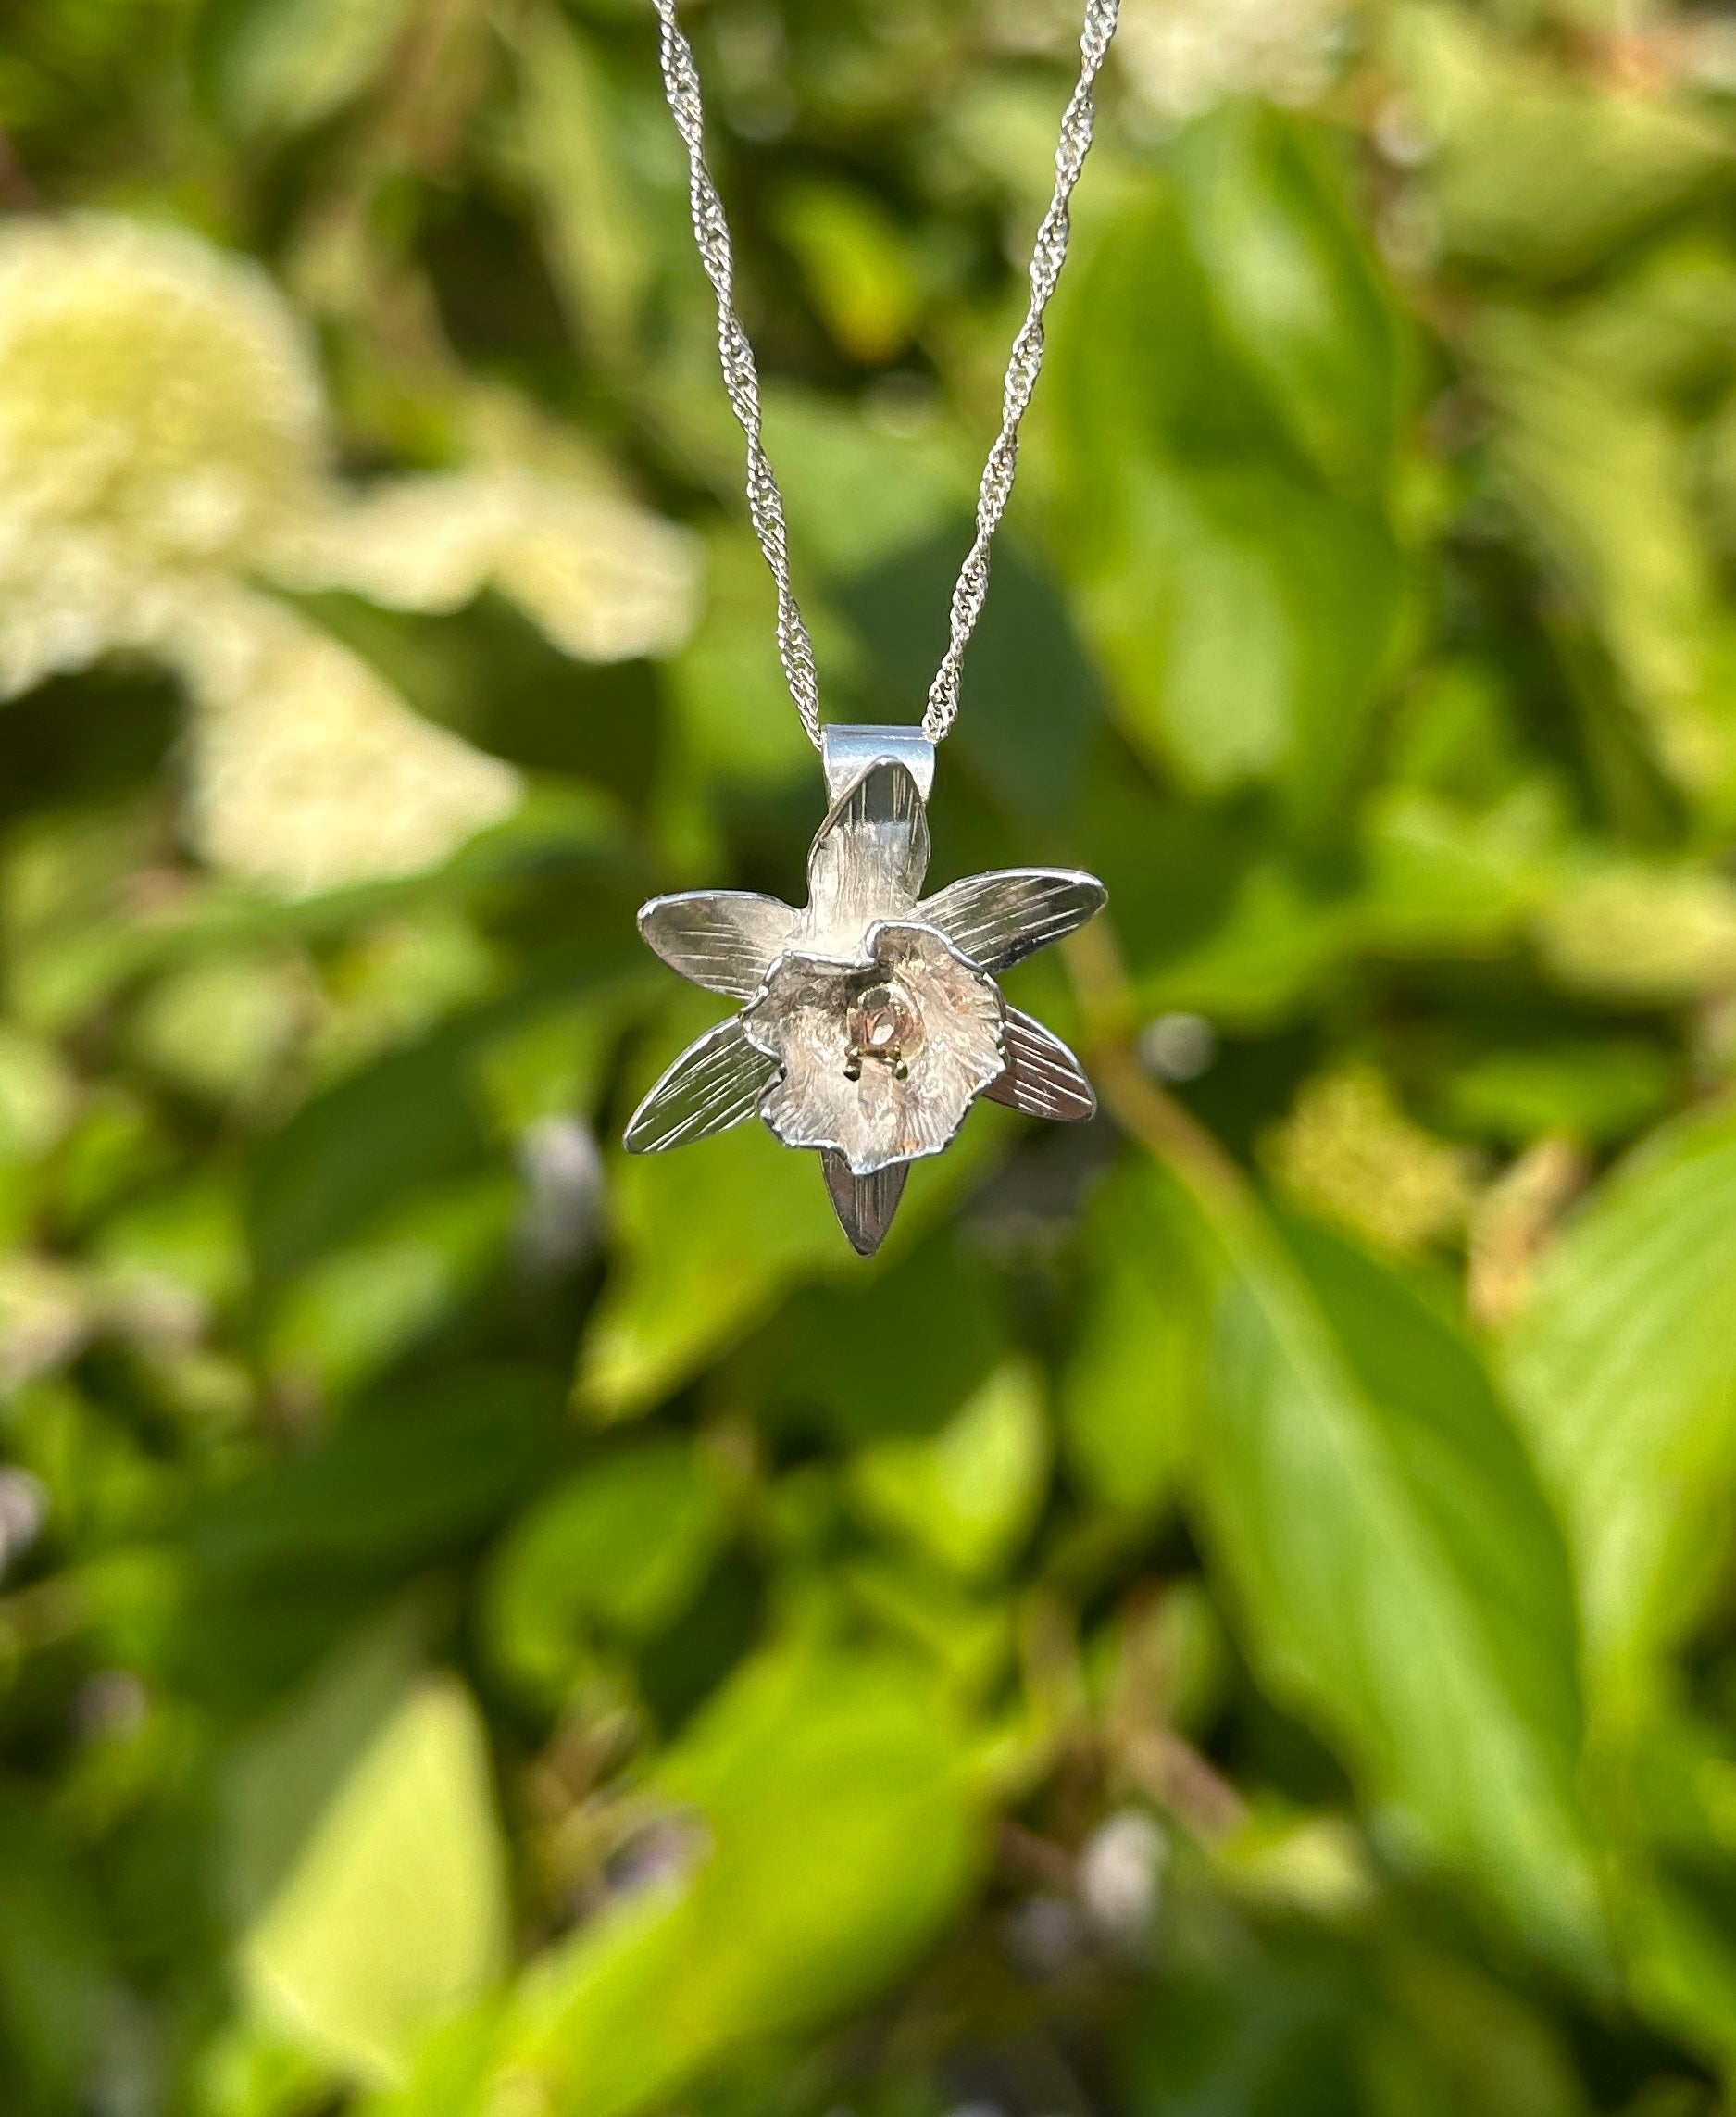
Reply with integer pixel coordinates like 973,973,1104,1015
652,0,1118,749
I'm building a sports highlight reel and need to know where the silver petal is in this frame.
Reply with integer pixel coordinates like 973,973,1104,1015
821,1150,908,1257
918,869,1106,974
638,891,799,998
622,1017,780,1153
801,759,930,951
985,1008,1096,1121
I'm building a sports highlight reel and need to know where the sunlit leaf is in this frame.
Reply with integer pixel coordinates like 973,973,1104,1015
241,1674,508,2084
1506,1108,1736,1722
387,1647,983,2117
1189,1191,1606,1968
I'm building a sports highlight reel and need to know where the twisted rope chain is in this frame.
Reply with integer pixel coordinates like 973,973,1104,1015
651,0,1119,749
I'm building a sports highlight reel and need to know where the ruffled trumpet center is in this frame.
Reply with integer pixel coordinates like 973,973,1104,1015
743,923,1005,1177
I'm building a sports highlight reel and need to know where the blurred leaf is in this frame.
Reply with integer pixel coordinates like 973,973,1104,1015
129,951,312,1108
481,1438,731,1710
742,1227,1009,1447
1442,1038,1677,1147
0,1021,74,1164
1061,1161,1207,1518
191,1367,568,1596
759,389,973,578
194,0,417,136
1392,3,1732,280
247,938,634,1277
667,528,821,794
227,1600,434,1926
1118,1919,1368,2117
1191,1194,1605,1966
241,1673,508,2084
263,1172,516,1404
1371,1943,1589,2117
0,1794,106,2115
1169,102,1408,494
1533,859,1736,1003
774,181,925,365
93,1171,252,1319
403,1645,982,2117
510,2,650,366
1506,1107,1736,1722
1136,860,1350,1028
1475,311,1730,796
850,1358,1049,1582
1049,117,1408,815
1355,786,1555,957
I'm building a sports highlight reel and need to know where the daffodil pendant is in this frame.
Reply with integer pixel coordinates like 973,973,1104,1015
624,727,1106,1256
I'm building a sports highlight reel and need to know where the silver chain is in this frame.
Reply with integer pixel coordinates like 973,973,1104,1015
651,0,1118,750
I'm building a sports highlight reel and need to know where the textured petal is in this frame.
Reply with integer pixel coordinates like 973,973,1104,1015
985,1008,1096,1122
800,760,930,954
744,924,1002,1176
822,1151,908,1258
918,869,1106,974
637,892,799,999
622,1018,778,1154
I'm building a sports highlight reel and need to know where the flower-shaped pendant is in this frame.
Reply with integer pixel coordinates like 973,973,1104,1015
624,726,1106,1255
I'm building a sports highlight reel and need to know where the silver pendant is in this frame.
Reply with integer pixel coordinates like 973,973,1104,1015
623,726,1106,1256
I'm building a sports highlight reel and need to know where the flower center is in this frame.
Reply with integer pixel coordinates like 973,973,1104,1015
844,981,923,1081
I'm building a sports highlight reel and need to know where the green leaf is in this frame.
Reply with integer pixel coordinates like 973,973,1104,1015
772,181,925,366
193,1367,568,1594
394,1646,982,2117
240,1673,508,2085
1442,1038,1677,1148
1060,1161,1206,1518
194,0,418,137
509,2,651,367
1505,1107,1736,1722
1474,310,1729,795
481,1439,731,1710
0,1795,106,2115
1169,102,1408,495
1189,1194,1605,1967
1392,2,1732,281
1049,146,1407,815
849,1358,1049,1582
263,1173,516,1405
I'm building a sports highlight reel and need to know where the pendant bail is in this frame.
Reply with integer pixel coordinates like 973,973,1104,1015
820,724,936,806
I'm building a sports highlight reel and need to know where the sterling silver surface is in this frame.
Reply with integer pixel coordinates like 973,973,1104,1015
625,736,1106,1256
650,0,1118,748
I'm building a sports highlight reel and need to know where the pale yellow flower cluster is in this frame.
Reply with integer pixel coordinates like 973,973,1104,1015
0,215,699,896
1264,1062,1480,1258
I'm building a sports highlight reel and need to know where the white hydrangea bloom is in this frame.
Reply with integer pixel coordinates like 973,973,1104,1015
0,215,698,896
1116,0,1355,123
268,468,698,664
0,213,326,565
173,586,523,896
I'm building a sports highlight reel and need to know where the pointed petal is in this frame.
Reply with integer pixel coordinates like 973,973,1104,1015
623,1018,779,1153
918,869,1106,973
985,1008,1096,1122
822,1150,909,1257
802,759,930,948
638,891,798,998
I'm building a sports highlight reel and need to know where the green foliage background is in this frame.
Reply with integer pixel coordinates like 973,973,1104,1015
6,0,1736,2111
